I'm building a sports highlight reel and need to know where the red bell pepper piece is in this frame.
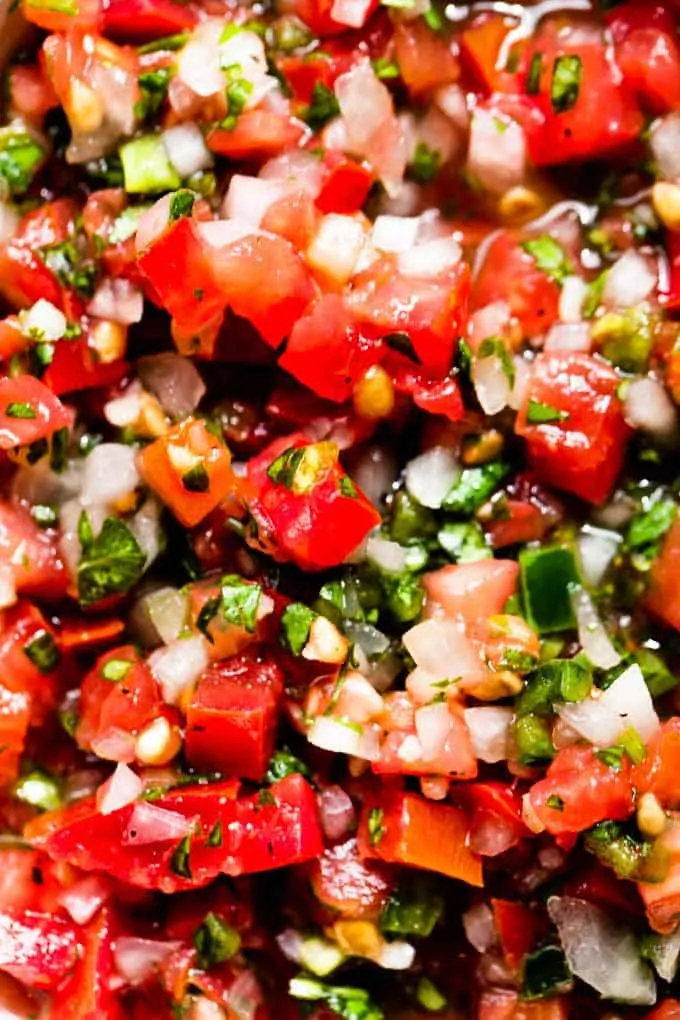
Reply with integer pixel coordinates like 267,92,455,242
0,909,80,990
185,648,284,781
358,787,483,886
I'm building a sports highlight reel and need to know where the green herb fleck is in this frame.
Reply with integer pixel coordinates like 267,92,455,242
194,912,241,969
550,54,583,114
23,631,59,674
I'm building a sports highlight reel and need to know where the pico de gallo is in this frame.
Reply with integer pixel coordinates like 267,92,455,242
3,0,680,1016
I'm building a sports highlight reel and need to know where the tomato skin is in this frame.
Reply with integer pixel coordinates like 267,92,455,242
347,258,470,377
315,155,375,216
423,559,519,626
185,648,284,781
606,2,680,114
138,417,241,528
0,503,67,597
46,903,125,1020
385,352,465,421
459,14,520,94
0,909,80,990
0,376,71,450
515,352,630,505
246,433,380,570
633,717,680,807
102,0,197,39
645,519,680,633
478,990,570,1020
25,775,322,892
280,295,382,403
309,837,394,921
358,787,483,885
7,64,59,121
206,111,305,160
42,331,129,396
0,244,64,311
644,1003,680,1020
76,646,164,761
528,745,635,836
471,232,561,339
393,17,459,94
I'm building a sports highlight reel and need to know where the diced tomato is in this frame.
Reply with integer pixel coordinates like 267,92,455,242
0,375,70,450
261,191,320,251
206,111,306,161
456,781,529,857
7,64,59,121
471,232,561,339
347,258,470,377
14,199,77,252
137,215,227,332
559,860,643,918
280,295,383,403
633,717,680,807
485,499,551,548
206,232,317,349
46,903,125,1020
0,849,42,914
102,0,197,39
25,775,322,892
644,1003,680,1020
638,817,680,934
374,703,478,780
423,560,519,626
138,417,242,528
277,0,377,37
41,330,128,396
0,244,64,311
385,351,465,421
528,745,635,836
0,909,80,990
0,317,30,362
606,2,680,114
309,837,394,920
491,899,546,969
645,519,680,633
185,648,284,781
478,990,571,1020
76,646,163,761
393,18,459,94
0,503,67,597
358,787,483,885
246,433,380,570
515,352,630,505
520,23,644,166
22,0,100,30
316,154,375,215
460,14,520,94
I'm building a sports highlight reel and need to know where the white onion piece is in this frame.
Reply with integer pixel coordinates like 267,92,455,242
97,763,143,815
544,321,592,353
467,107,527,195
594,490,637,529
130,497,162,566
570,585,621,670
375,941,416,970
143,586,188,646
177,21,224,97
148,635,209,705
104,382,143,429
397,236,461,278
259,151,325,198
138,353,206,419
223,968,263,1020
473,350,512,415
548,897,656,1006
330,0,374,28
556,697,623,748
91,727,136,763
19,299,66,341
559,275,587,322
0,203,19,245
87,278,143,325
81,443,139,507
123,801,194,845
276,929,304,965
223,174,291,226
576,525,622,587
404,619,482,682
650,113,680,183
0,565,16,610
603,249,657,308
218,30,269,88
162,122,213,178
435,83,469,131
464,707,513,763
309,717,368,758
469,301,511,352
348,444,397,508
197,218,260,250
317,785,356,840
372,215,420,254
415,701,452,761
366,534,407,574
136,194,173,252
114,937,181,986
462,903,497,953
558,663,659,746
405,446,459,510
335,62,407,195
307,214,366,285
625,376,680,445
186,1000,227,1020
58,875,111,925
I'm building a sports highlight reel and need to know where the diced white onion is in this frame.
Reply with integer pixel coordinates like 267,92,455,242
576,525,622,587
462,903,497,953
603,249,657,308
548,897,656,1006
371,215,421,254
96,763,143,815
464,706,513,763
467,107,526,196
375,941,416,970
138,353,206,419
19,299,66,341
162,122,213,178
142,586,188,646
0,203,19,245
473,350,512,415
414,701,452,761
81,443,139,507
544,321,592,353
405,446,459,509
148,635,209,705
559,275,587,323
259,152,325,198
114,937,181,986
223,174,291,226
403,618,482,682
366,534,407,574
650,113,680,183
177,22,224,98
307,214,366,285
136,194,173,252
397,236,461,278
469,301,511,351
570,584,621,670
197,218,260,249
335,62,407,195
558,663,659,747
329,0,373,28
87,278,144,325
123,801,194,845
58,875,110,925
104,382,143,429
435,83,469,131
624,376,680,445
308,717,376,759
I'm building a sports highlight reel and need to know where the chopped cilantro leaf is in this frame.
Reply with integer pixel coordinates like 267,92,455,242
77,513,146,607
